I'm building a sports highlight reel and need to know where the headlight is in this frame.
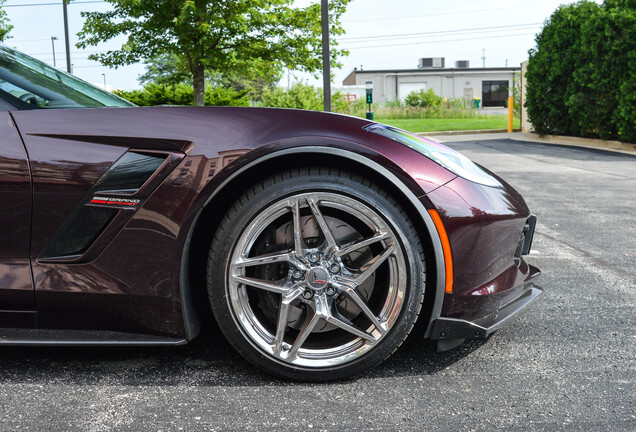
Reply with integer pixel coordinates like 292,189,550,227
365,123,502,188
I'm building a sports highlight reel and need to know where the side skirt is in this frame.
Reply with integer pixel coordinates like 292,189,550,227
0,327,187,346
0,310,37,328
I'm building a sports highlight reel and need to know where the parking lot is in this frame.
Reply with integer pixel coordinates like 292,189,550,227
0,136,634,431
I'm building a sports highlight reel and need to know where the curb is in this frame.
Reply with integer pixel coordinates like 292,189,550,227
515,133,636,155
418,128,519,136
417,130,636,156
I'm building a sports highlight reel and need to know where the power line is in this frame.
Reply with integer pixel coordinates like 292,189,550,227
3,1,105,7
26,50,106,55
339,23,541,42
341,28,540,46
342,2,555,23
341,32,538,50
73,65,105,69
10,37,81,43
32,56,102,61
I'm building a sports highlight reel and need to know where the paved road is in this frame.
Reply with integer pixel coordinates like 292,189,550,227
1,138,634,431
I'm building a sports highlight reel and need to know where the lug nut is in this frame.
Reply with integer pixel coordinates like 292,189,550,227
325,286,336,296
292,269,302,278
302,289,314,300
309,253,319,262
329,263,340,274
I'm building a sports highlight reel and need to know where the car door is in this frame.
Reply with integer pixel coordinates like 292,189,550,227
10,107,191,332
0,110,34,316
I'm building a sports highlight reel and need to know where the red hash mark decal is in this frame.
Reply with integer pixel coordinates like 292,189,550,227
91,196,141,208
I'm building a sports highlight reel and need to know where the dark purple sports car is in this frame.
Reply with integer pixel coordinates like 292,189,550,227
0,45,542,380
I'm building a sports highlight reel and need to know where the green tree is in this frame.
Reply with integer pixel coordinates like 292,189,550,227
0,0,13,42
526,1,600,136
137,53,278,102
574,0,636,141
78,0,351,106
138,53,191,86
525,0,635,142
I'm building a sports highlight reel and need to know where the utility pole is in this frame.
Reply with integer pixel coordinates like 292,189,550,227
63,0,72,73
481,49,486,68
321,0,331,112
102,73,106,88
505,59,508,67
51,36,58,67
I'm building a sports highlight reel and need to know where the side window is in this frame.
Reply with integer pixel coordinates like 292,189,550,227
481,80,509,107
0,79,48,108
0,45,134,109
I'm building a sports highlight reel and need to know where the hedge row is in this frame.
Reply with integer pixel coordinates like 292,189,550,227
525,0,635,142
113,83,250,107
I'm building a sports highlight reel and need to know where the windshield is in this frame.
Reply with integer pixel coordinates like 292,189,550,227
0,44,134,109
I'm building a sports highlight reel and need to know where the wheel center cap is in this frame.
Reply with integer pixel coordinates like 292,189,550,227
307,267,329,290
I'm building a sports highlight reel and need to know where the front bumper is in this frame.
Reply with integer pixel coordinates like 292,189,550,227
430,278,543,342
421,167,544,348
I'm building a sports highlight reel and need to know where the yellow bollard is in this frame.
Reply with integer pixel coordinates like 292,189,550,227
508,96,514,132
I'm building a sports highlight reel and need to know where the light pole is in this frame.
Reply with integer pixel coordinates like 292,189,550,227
102,73,106,88
63,0,72,73
51,36,58,67
321,0,331,112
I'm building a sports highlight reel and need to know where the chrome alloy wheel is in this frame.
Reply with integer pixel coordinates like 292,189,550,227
227,192,408,368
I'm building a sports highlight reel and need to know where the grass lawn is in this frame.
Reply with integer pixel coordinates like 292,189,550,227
376,116,521,133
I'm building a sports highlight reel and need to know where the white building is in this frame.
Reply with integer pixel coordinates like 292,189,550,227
342,59,519,107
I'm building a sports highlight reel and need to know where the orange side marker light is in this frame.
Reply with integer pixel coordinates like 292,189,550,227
428,209,454,293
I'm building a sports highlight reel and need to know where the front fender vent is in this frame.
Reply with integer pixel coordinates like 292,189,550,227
38,151,168,261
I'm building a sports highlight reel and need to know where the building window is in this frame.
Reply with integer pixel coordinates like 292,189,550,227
482,80,509,107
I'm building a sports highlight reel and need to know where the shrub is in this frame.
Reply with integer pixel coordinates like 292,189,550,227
260,83,323,110
113,83,250,107
404,88,443,108
260,83,367,115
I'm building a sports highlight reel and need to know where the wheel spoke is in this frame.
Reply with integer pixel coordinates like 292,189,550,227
343,289,387,335
287,308,321,360
234,251,293,268
354,243,396,286
273,286,304,356
336,231,391,258
328,313,377,343
291,198,305,256
233,275,288,294
306,196,338,252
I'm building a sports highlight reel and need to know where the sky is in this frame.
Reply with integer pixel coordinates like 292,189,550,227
2,0,603,90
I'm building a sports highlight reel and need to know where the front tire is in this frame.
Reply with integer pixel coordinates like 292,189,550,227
207,168,425,381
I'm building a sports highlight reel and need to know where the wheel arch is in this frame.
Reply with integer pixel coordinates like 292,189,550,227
180,146,447,341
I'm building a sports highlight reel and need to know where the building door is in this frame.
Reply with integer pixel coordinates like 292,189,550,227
463,88,473,101
398,82,427,101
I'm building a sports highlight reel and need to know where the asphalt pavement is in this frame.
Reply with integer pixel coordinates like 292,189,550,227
1,137,634,431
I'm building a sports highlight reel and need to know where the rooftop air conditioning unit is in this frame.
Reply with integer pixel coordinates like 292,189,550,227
418,57,445,69
455,60,469,68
